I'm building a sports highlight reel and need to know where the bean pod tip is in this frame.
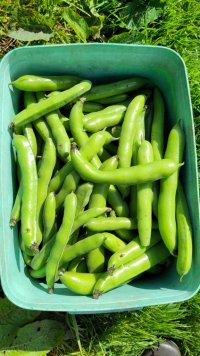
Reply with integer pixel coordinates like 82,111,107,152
93,289,102,299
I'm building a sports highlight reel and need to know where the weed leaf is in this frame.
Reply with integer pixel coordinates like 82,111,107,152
63,8,89,42
8,28,53,42
0,351,48,356
0,298,41,327
0,325,17,349
11,320,65,351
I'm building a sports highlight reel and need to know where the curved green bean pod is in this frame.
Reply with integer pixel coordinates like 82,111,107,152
71,207,111,236
93,241,170,298
11,74,83,91
42,192,56,245
83,111,126,133
29,265,46,279
103,232,126,253
23,91,37,158
34,90,71,161
87,156,119,273
10,180,22,227
84,77,149,101
23,123,37,158
96,93,129,105
151,88,165,161
55,132,116,209
86,156,118,272
75,182,93,214
49,131,114,195
69,182,93,245
89,155,119,209
83,104,127,121
71,144,182,185
59,271,103,295
36,137,56,245
45,108,71,161
59,233,107,268
46,192,77,292
84,217,158,231
158,122,185,254
132,108,146,165
117,95,146,198
55,170,80,210
130,108,146,218
137,140,154,247
11,81,92,129
176,182,193,280
69,99,88,147
31,234,56,270
12,135,38,252
144,101,153,142
117,95,146,168
107,230,161,273
86,245,105,273
48,161,74,193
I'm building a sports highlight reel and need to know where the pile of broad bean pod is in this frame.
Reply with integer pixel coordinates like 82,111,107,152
9,74,193,297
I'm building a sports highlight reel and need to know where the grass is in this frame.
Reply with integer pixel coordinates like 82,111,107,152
0,0,200,355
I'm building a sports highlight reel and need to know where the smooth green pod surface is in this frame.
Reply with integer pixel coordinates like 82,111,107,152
60,271,103,295
46,192,77,292
71,145,181,185
11,74,83,91
12,135,38,252
59,233,107,268
137,140,154,247
93,241,170,298
176,183,193,280
158,122,185,254
84,77,148,101
11,81,92,128
107,230,161,272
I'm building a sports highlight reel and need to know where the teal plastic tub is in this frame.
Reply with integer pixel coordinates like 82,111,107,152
0,44,199,314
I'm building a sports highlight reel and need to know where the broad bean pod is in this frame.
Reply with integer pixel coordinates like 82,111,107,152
12,134,38,252
10,181,22,227
31,234,56,271
83,110,126,133
93,241,170,298
29,265,47,279
137,140,154,247
107,230,161,273
11,74,83,91
158,122,185,254
59,271,103,295
42,192,56,245
86,155,119,273
11,81,92,129
84,216,158,232
59,233,107,268
36,137,56,245
23,92,38,158
176,182,193,280
71,145,182,185
84,77,149,101
46,192,77,292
